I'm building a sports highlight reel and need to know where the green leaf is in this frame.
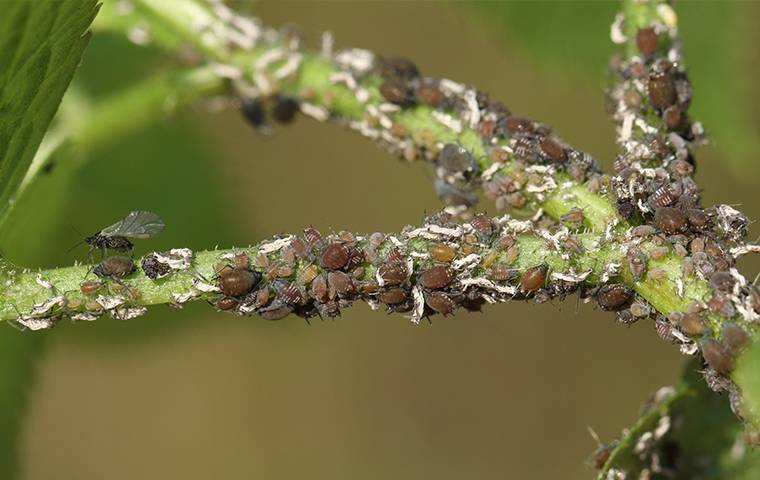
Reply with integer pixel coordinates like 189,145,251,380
0,0,99,227
735,338,760,427
600,358,760,479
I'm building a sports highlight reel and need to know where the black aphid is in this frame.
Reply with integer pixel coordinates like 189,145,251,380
86,211,165,255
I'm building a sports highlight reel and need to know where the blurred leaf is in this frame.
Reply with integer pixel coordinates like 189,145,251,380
0,0,99,226
735,338,760,427
465,1,617,81
600,358,760,479
464,1,760,178
0,330,43,480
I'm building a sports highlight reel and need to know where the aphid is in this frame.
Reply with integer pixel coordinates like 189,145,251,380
425,292,456,315
419,265,454,289
141,254,171,280
470,214,493,237
629,301,651,318
310,274,328,302
721,322,749,356
561,208,585,227
520,265,547,292
277,281,303,305
538,137,565,162
271,95,299,124
651,186,677,207
648,70,677,109
490,263,515,282
317,300,341,318
429,243,456,262
216,297,239,311
328,271,355,297
663,105,682,130
376,56,419,80
616,198,636,219
297,264,319,285
504,117,535,134
378,261,408,286
80,280,102,295
240,97,266,129
259,304,293,321
623,89,642,108
597,284,633,311
438,143,479,179
616,309,637,325
218,268,260,297
291,238,310,258
414,81,444,107
647,267,668,281
86,211,165,255
686,209,709,230
626,247,647,281
700,338,735,375
380,288,408,305
635,27,658,55
434,180,478,207
94,255,136,279
303,227,322,245
320,243,349,270
512,137,535,160
632,225,656,238
709,271,735,292
654,207,688,234
678,312,705,336
707,292,735,317
563,235,584,255
379,78,412,107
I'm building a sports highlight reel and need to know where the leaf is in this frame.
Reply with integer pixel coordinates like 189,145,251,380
600,358,760,479
735,337,760,427
0,0,99,227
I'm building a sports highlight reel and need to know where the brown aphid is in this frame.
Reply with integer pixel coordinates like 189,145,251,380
259,304,293,321
648,70,677,109
303,227,322,245
94,255,136,279
520,265,547,292
482,250,499,269
253,252,269,269
707,292,734,317
560,207,585,227
379,78,412,107
414,81,445,107
655,207,688,234
647,267,668,281
686,209,709,230
249,287,271,309
218,268,260,297
278,282,303,305
328,271,355,297
651,185,677,207
721,322,749,356
320,243,349,270
232,253,250,270
498,235,516,250
425,292,456,315
378,261,408,286
632,225,656,238
635,27,659,55
419,265,454,289
291,238,310,258
679,312,706,336
597,284,633,311
429,243,456,262
700,337,735,375
505,117,535,134
311,275,328,302
216,297,239,311
626,247,648,281
630,302,651,318
663,105,682,130
616,309,636,326
297,264,319,285
563,235,584,255
512,137,535,159
377,56,419,80
490,263,515,282
623,88,642,108
470,214,493,237
80,280,102,295
380,288,408,305
538,137,566,162
649,246,669,260
709,271,735,292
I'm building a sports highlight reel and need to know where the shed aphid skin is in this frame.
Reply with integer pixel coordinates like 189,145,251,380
86,211,165,256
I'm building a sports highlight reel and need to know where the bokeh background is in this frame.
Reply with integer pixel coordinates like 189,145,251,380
1,1,759,479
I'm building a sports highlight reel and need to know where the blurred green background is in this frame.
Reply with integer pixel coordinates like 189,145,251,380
1,1,759,479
